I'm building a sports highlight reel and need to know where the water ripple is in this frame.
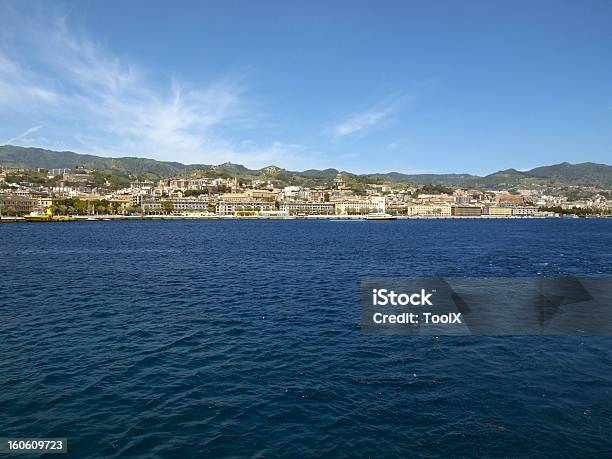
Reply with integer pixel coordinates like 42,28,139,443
1,220,611,457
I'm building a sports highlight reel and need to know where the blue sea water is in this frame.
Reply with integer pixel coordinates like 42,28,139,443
1,219,611,458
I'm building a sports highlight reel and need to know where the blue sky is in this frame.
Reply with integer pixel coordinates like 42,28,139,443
0,0,611,174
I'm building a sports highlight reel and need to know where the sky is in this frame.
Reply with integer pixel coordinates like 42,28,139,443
0,0,611,175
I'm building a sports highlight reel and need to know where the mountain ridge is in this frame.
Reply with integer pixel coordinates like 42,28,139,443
1,145,610,189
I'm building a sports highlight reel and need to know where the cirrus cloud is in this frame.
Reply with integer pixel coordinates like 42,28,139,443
0,3,308,168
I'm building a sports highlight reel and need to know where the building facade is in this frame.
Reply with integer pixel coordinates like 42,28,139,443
282,202,335,215
0,195,39,214
485,207,513,216
408,204,452,216
216,200,275,215
451,206,483,217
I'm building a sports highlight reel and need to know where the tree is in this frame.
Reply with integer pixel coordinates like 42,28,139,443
416,184,454,196
110,202,121,214
161,200,174,214
96,200,108,215
74,199,88,214
0,205,17,216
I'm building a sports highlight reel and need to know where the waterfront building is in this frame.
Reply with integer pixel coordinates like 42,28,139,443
216,200,275,215
408,204,452,216
511,207,538,216
131,194,145,207
219,190,277,202
259,210,290,217
451,205,483,217
142,200,161,214
282,202,335,215
142,198,210,214
485,207,513,216
109,196,133,214
371,196,386,211
0,195,39,214
170,198,209,212
385,203,411,215
335,200,379,215
39,197,54,208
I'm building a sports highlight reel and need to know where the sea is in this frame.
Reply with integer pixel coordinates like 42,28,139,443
1,219,611,458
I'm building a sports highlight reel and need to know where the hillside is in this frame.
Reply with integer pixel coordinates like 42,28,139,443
369,172,479,187
526,162,612,187
1,145,610,190
0,145,192,177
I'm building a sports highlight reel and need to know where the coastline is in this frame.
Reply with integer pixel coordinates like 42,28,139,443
1,214,604,223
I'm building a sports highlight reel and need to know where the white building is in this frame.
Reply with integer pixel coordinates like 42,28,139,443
511,207,538,216
216,200,275,215
282,202,335,215
408,204,452,216
335,200,379,215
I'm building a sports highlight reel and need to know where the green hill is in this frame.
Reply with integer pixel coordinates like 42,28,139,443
369,172,479,187
0,145,193,176
1,145,610,190
525,162,612,187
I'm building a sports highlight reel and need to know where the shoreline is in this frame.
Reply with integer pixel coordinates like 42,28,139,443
0,214,606,223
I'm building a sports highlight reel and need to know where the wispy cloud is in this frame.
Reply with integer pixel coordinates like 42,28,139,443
4,125,42,145
0,3,302,167
334,111,388,137
0,49,58,105
331,96,405,139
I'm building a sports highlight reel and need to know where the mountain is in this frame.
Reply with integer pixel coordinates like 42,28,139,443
259,165,284,175
369,172,479,187
372,164,611,189
210,162,251,174
0,145,610,190
298,168,340,179
473,168,531,189
0,145,193,177
525,162,612,187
